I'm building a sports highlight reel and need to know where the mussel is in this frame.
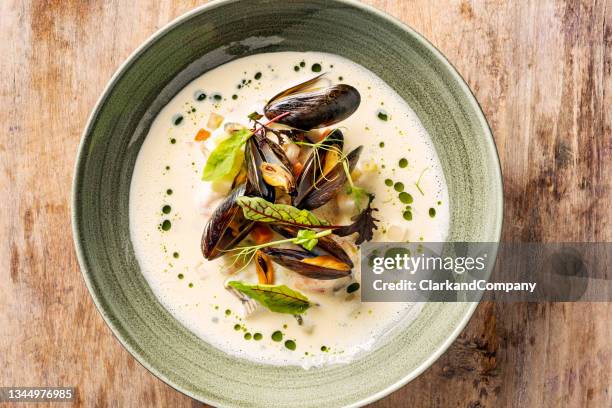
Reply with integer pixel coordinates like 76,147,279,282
244,138,274,200
202,131,298,259
271,225,354,267
262,225,354,280
264,75,361,130
261,247,352,280
246,134,295,195
201,183,253,260
255,250,274,284
293,130,363,210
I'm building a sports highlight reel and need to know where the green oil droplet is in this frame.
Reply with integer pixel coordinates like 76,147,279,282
244,332,252,340
173,252,179,258
429,208,437,218
161,220,172,231
173,114,183,126
403,210,413,221
394,182,404,192
195,91,207,101
254,72,262,80
225,309,231,316
311,63,322,72
377,110,388,121
385,179,393,186
234,324,241,331
399,192,413,204
253,333,263,341
379,142,385,148
399,158,408,168
299,61,306,68
177,273,184,279
284,340,296,350
271,331,283,342
166,189,173,195
162,205,171,214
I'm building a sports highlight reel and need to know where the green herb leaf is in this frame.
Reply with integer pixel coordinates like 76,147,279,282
236,196,330,228
229,229,332,270
346,185,371,211
294,229,319,251
248,111,263,121
227,281,311,314
202,128,252,181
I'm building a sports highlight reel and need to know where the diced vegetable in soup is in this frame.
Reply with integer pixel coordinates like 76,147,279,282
129,52,449,368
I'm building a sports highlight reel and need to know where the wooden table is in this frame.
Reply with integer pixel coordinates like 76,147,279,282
1,0,610,406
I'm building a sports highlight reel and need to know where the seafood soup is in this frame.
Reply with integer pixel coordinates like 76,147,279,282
130,52,449,368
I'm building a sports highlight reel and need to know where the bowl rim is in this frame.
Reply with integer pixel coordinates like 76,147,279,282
71,0,504,406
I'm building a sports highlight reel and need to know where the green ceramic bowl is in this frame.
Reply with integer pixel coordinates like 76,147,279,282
72,0,503,406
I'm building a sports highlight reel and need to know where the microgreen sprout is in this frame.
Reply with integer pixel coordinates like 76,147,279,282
415,167,429,196
295,131,372,211
227,229,333,271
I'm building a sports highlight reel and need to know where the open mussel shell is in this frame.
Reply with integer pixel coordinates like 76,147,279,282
255,250,274,284
270,224,354,268
264,75,361,130
201,184,254,260
260,163,295,193
245,137,275,201
246,135,295,195
293,131,363,210
261,247,352,280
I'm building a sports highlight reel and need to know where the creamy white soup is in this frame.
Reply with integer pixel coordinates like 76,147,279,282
129,52,449,368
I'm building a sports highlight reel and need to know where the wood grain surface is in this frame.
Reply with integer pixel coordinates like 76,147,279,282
1,0,610,407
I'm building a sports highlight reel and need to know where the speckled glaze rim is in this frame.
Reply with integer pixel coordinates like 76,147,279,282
72,1,503,406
